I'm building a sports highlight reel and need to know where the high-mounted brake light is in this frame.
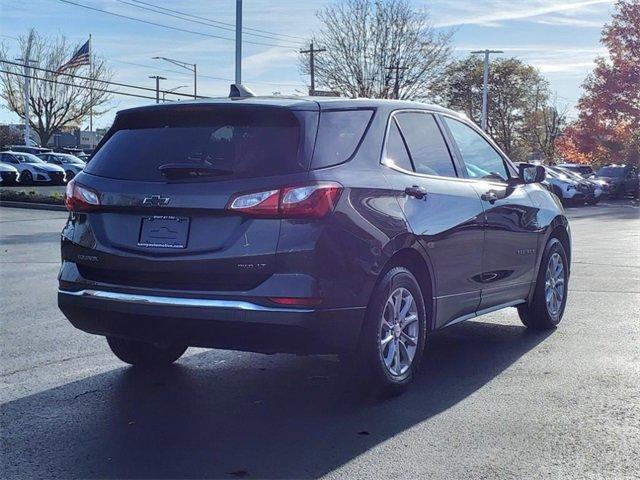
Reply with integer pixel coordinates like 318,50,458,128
227,182,342,219
64,179,101,212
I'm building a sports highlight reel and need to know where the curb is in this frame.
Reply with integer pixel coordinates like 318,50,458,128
0,201,67,212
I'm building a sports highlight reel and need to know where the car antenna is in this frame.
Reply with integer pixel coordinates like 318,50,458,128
229,84,255,98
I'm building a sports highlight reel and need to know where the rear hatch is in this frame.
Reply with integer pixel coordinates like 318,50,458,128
69,103,318,292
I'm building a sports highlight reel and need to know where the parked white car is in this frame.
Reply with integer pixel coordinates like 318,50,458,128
553,166,605,203
38,153,86,181
544,166,600,205
0,151,66,185
0,161,20,185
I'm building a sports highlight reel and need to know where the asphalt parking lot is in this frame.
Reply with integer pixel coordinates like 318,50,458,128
1,201,638,479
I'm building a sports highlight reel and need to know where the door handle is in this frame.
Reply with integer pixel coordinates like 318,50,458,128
481,191,499,203
405,185,427,200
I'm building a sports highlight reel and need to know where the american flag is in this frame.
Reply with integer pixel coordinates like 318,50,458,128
56,39,90,73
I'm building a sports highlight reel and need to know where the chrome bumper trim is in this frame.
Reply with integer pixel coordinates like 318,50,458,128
59,289,314,313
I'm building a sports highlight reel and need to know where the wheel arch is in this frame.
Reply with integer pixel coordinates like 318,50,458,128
378,244,436,330
527,214,571,305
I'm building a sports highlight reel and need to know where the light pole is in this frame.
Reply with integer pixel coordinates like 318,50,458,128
149,75,166,103
162,85,188,102
15,58,38,145
471,49,503,131
235,0,242,85
152,56,197,99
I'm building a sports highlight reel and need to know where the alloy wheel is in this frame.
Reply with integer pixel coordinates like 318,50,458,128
544,252,565,318
379,287,419,376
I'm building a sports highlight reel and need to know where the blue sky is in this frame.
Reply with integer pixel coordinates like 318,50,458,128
0,0,615,129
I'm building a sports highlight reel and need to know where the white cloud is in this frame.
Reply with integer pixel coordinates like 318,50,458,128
432,0,613,27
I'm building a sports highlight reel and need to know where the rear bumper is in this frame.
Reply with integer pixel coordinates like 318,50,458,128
58,289,365,355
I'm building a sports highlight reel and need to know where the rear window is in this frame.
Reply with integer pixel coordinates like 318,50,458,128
311,109,373,169
85,107,305,182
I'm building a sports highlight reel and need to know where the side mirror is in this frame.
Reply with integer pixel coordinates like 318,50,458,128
519,163,546,184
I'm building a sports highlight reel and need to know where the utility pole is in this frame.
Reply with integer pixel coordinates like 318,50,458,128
149,75,166,103
153,56,197,99
300,42,326,94
15,58,38,145
471,49,503,131
235,0,242,84
386,63,407,100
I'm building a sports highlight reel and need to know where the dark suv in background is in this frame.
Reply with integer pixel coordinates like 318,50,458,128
58,96,571,394
594,164,639,198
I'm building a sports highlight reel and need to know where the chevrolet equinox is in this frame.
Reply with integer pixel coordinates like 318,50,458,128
58,96,571,394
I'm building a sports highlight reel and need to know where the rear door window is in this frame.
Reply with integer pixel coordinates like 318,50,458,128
311,109,373,169
85,107,305,182
394,112,457,177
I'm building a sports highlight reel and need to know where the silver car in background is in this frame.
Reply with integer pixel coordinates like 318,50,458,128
546,165,601,205
0,151,66,185
38,153,86,181
0,160,20,185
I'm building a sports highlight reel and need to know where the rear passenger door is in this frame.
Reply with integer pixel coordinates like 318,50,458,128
440,116,540,310
382,110,485,329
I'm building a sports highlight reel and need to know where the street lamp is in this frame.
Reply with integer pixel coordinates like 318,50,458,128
16,58,38,145
152,56,197,99
471,49,503,131
162,85,188,102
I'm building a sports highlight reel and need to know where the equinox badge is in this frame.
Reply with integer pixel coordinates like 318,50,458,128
142,195,170,206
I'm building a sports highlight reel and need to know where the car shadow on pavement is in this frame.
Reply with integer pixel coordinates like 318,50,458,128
1,319,551,479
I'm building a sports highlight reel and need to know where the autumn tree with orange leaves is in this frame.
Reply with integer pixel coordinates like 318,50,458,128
556,0,640,167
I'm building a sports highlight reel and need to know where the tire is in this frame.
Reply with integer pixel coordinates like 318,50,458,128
518,238,569,330
106,336,187,367
356,267,427,396
20,170,33,184
587,197,599,205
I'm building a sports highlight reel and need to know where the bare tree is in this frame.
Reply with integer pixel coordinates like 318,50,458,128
300,0,453,99
0,29,112,146
526,92,568,162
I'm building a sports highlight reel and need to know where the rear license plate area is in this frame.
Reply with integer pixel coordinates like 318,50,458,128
138,216,190,249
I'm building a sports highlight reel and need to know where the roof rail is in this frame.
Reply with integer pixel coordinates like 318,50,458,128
229,84,255,98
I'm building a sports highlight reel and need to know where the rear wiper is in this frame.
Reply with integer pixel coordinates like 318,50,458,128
158,163,233,179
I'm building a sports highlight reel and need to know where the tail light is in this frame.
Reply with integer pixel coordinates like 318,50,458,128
65,179,100,212
227,182,342,219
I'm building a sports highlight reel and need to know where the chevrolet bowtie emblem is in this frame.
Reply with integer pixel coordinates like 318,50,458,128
142,195,170,206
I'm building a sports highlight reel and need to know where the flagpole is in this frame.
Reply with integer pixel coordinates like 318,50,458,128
89,34,93,135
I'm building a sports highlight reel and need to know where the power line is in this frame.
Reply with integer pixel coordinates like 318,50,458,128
0,59,205,98
127,0,307,41
57,0,298,50
115,0,300,46
112,59,306,88
0,69,163,101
